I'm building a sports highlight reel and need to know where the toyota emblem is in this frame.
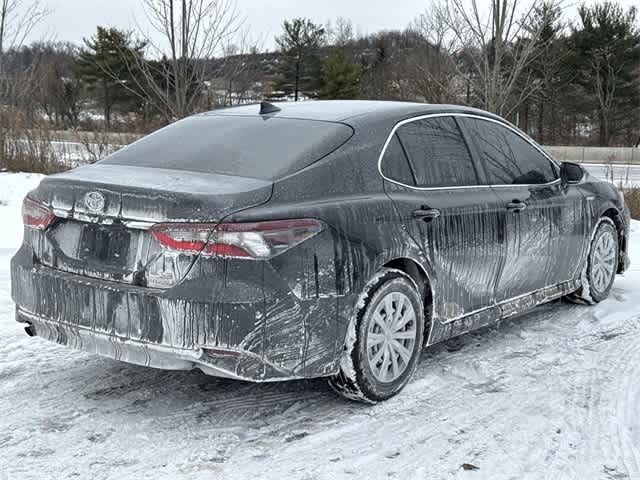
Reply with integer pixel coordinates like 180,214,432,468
84,191,106,212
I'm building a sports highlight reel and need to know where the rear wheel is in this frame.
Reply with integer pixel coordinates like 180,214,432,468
571,218,619,304
330,268,424,403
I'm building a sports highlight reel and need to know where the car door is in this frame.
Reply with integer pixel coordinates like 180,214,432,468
460,116,589,302
381,115,507,323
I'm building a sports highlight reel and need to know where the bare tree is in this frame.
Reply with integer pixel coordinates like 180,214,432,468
359,31,409,101
409,10,460,103
0,0,49,54
0,0,49,102
0,0,50,172
212,28,264,107
429,0,548,116
32,42,82,128
326,17,355,48
132,0,242,120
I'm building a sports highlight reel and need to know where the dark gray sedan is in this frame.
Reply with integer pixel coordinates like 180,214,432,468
12,101,631,402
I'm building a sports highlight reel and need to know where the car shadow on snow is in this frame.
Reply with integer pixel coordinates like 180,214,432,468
73,357,361,430
58,298,597,430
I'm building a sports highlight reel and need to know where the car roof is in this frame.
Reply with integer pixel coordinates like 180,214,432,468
205,100,501,125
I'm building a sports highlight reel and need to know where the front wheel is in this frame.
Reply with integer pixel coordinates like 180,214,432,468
570,218,619,304
330,268,425,403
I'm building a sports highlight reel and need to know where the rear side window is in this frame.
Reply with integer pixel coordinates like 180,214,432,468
395,117,479,188
465,118,557,185
101,115,353,180
380,134,416,186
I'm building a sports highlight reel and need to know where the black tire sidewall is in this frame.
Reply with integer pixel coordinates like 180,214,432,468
587,220,619,303
351,271,424,402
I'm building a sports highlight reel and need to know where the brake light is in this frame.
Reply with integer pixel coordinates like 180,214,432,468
151,219,323,259
22,197,56,230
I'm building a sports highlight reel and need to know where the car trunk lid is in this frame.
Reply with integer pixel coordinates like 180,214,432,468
28,164,272,287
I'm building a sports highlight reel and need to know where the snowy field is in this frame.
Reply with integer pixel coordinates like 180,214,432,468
584,164,640,188
1,172,639,480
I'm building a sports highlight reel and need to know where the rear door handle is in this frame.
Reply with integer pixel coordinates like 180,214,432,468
412,208,441,220
507,201,527,212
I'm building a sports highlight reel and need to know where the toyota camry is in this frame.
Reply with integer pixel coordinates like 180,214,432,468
12,100,631,402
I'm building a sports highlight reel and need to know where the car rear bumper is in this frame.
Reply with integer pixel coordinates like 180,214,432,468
11,246,343,381
16,308,291,381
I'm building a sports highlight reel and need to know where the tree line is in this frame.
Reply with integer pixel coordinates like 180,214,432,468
270,2,639,147
0,0,638,152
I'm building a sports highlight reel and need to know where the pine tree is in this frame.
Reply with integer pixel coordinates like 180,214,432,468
570,3,640,146
319,50,361,99
77,27,146,127
275,18,325,101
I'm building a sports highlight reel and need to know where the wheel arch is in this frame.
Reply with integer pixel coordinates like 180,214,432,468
383,257,434,344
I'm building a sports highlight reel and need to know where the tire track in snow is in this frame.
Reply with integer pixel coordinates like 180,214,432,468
611,338,640,477
556,312,640,479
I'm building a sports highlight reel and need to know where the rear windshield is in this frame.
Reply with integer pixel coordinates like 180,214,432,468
101,115,353,180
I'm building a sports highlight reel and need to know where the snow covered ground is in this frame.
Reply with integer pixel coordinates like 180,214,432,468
1,172,639,480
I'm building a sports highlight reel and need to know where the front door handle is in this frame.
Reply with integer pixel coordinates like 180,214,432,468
413,208,441,220
507,201,527,212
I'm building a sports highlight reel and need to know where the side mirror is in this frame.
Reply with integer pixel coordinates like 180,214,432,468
560,162,584,185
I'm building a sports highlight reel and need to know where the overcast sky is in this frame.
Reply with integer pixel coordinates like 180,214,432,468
28,0,639,51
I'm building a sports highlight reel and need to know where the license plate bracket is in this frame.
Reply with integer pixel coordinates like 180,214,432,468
80,224,131,266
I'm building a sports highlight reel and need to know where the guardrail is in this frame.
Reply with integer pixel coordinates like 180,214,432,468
545,146,639,164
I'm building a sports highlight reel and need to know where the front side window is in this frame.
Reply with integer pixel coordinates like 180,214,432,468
395,117,479,188
464,118,557,185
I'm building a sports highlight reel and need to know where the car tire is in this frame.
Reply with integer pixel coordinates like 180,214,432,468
569,218,619,304
329,268,425,403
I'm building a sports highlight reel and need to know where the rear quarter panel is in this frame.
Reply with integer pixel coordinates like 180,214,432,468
225,125,423,373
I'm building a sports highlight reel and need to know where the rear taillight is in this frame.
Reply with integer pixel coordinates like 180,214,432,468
22,197,56,230
151,219,323,259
